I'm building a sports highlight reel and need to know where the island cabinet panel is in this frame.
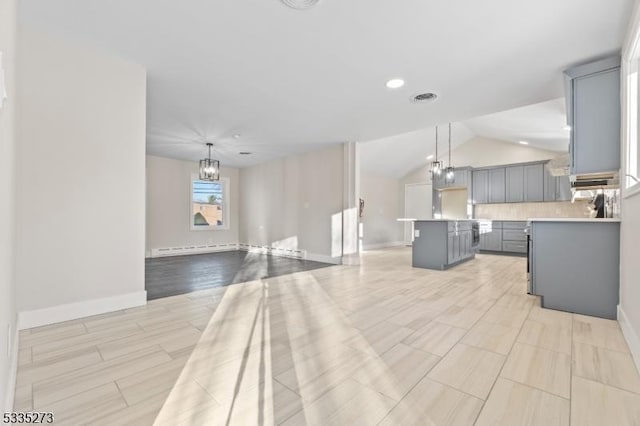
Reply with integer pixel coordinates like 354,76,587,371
413,220,477,270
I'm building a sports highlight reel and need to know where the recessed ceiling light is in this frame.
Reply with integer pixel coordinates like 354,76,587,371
426,154,434,160
519,140,529,145
233,134,241,139
563,125,572,131
386,79,405,89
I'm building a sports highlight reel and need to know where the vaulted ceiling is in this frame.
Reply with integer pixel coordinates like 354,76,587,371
19,0,632,167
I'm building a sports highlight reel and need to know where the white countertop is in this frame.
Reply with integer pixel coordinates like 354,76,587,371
528,218,621,223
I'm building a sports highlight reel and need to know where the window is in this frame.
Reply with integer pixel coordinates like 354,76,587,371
623,9,640,194
190,177,229,230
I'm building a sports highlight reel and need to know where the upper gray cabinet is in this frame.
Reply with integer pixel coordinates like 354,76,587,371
488,168,506,203
472,170,488,204
506,166,524,203
556,175,572,201
523,164,544,202
565,57,621,175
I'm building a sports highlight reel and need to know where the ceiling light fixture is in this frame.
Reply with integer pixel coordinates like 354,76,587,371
280,0,320,10
563,125,572,131
412,92,438,103
386,79,405,89
233,134,241,139
519,140,529,145
426,154,434,160
199,143,220,181
444,123,455,185
430,126,443,181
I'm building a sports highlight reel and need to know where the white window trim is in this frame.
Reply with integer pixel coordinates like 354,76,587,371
622,1,640,199
190,176,230,231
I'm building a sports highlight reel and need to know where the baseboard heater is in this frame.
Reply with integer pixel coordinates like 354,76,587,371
238,243,306,260
150,243,239,258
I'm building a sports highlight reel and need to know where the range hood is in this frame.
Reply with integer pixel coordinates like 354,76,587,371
570,172,619,190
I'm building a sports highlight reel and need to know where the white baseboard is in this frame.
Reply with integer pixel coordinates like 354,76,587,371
619,305,640,373
18,291,147,330
149,243,239,258
362,241,406,251
305,252,342,265
238,244,306,260
4,319,19,413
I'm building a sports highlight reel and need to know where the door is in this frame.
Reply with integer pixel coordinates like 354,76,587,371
404,183,432,244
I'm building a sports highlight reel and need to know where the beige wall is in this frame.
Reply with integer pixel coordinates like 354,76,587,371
402,137,559,185
15,31,147,311
399,137,562,218
360,172,402,248
146,155,239,252
239,145,344,262
0,0,17,411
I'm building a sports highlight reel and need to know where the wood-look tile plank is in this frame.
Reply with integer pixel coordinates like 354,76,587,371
570,376,640,426
462,320,520,355
572,341,640,394
378,376,484,426
403,321,467,356
427,343,505,400
501,342,571,398
476,378,570,426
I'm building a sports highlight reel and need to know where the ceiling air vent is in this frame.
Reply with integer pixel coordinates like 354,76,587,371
411,92,438,103
280,0,320,10
239,152,252,155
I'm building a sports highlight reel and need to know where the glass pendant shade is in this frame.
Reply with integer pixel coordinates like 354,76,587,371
199,143,220,181
444,122,455,184
430,126,443,180
444,166,455,184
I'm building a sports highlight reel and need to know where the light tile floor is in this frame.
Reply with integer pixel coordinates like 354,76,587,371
14,248,640,425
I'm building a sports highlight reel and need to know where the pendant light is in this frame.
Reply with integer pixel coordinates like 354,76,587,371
199,143,220,181
444,123,455,184
430,126,443,180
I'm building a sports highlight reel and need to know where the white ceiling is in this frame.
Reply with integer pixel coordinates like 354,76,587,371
359,123,475,178
19,0,632,167
464,98,570,153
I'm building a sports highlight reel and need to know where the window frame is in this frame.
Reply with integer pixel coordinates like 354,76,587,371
189,175,230,231
622,3,640,198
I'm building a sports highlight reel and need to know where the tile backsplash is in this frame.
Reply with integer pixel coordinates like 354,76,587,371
474,201,592,220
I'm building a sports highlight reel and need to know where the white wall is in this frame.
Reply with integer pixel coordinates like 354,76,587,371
401,137,559,185
146,155,239,252
360,172,402,249
398,137,560,217
0,0,17,412
15,30,147,320
239,145,344,262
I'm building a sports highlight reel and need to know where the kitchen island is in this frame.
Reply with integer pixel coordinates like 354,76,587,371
528,218,620,319
412,220,479,270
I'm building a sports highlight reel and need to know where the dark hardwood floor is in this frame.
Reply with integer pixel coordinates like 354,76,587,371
145,250,334,300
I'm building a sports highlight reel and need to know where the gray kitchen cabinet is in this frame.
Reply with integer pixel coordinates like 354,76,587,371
472,170,488,204
413,220,477,270
544,168,573,202
530,220,620,319
506,166,524,203
524,164,544,202
480,228,502,251
543,167,557,202
488,168,506,203
565,57,621,175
